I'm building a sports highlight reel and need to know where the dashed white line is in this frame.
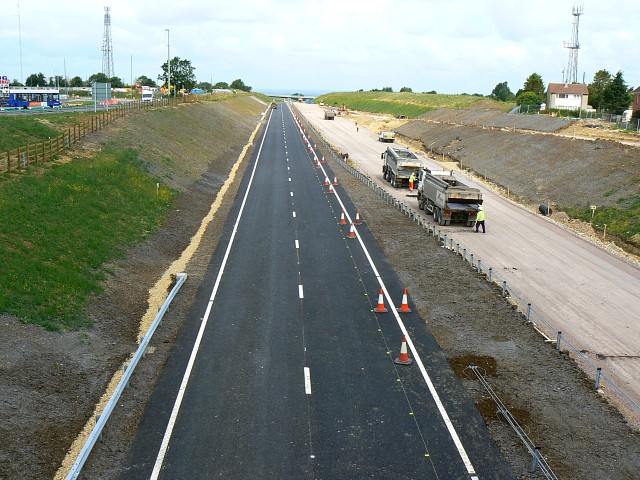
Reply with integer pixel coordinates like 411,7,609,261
304,367,312,395
298,285,304,299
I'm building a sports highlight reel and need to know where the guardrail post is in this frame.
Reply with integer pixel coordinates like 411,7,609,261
456,243,460,255
477,259,482,274
526,303,532,323
470,254,474,268
594,367,602,390
556,331,562,350
463,248,467,261
502,281,507,298
530,446,541,473
488,267,492,283
444,234,448,248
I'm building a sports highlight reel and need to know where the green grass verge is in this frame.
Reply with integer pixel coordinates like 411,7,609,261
565,194,640,241
315,91,512,118
0,147,174,330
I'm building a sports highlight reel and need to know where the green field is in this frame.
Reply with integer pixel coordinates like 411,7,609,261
315,91,513,118
0,146,174,330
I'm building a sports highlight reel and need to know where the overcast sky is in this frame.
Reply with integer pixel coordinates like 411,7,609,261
1,0,638,96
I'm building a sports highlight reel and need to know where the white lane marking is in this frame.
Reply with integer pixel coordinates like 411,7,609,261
289,177,292,182
295,240,299,249
293,211,296,218
150,108,276,479
299,284,304,299
288,104,477,476
304,367,312,394
290,192,294,197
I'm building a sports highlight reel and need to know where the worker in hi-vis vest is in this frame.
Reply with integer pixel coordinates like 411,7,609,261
475,205,485,233
409,172,416,192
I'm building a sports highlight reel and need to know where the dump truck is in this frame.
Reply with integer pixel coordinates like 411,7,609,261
378,130,396,142
417,169,483,226
324,109,336,120
381,146,425,188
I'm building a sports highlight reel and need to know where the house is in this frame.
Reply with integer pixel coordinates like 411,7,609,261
546,83,589,111
632,86,640,115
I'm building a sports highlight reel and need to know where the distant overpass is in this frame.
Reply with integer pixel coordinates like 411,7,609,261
264,93,316,101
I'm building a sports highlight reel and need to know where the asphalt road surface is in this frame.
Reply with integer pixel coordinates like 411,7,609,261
116,105,513,479
295,102,640,416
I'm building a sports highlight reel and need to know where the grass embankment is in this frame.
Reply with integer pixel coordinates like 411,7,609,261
0,146,174,331
316,91,512,118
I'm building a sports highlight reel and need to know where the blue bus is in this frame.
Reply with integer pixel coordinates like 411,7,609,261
0,85,62,110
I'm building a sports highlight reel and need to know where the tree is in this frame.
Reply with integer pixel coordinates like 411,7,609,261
522,72,545,97
69,76,84,87
230,78,251,92
136,75,156,87
159,57,196,93
88,72,110,84
10,79,24,86
381,86,393,92
399,87,412,93
213,81,229,89
517,91,542,109
25,72,46,87
48,75,66,87
490,81,514,101
588,69,612,111
109,76,125,88
601,71,632,115
196,81,212,91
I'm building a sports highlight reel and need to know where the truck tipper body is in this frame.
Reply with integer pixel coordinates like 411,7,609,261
381,146,424,188
378,130,396,142
417,169,483,226
324,109,336,120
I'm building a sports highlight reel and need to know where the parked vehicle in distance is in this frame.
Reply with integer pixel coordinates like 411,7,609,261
141,86,154,103
381,145,424,188
324,109,336,120
378,130,396,142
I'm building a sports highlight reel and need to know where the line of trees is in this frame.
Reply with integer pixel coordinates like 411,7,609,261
8,57,252,95
490,70,634,115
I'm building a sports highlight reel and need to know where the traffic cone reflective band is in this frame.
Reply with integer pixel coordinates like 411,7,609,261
324,176,330,186
355,210,362,225
397,288,411,313
333,176,339,186
348,222,356,239
394,336,413,365
374,288,388,313
339,210,346,225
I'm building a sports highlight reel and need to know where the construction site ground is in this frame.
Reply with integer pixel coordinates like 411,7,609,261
0,99,639,480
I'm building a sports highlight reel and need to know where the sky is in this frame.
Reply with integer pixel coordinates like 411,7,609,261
1,0,638,96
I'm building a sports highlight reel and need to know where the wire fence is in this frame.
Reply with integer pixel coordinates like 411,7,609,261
1,97,176,175
297,104,640,421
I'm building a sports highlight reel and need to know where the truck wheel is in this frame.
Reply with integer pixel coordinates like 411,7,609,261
383,170,387,180
418,198,424,210
433,208,440,223
391,175,397,188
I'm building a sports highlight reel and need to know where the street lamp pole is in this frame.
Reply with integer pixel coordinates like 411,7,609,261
165,28,170,98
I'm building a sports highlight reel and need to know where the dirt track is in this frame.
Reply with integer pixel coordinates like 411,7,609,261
1,99,639,479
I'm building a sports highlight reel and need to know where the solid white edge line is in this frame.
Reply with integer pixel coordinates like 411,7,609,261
299,284,304,299
289,104,477,476
150,107,274,480
304,367,312,395
295,240,299,249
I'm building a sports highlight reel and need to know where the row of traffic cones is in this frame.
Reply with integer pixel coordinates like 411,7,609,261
374,288,411,313
338,209,362,225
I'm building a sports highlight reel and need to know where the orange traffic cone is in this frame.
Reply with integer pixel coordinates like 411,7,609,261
374,288,388,313
394,336,413,365
397,288,411,313
328,184,335,194
348,222,356,239
321,156,326,164
338,210,346,225
354,210,362,225
324,176,330,186
333,176,339,186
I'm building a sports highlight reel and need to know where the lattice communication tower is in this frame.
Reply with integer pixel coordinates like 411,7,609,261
102,6,115,79
563,5,583,84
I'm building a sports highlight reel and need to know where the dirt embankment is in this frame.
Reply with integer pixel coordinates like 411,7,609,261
0,96,267,480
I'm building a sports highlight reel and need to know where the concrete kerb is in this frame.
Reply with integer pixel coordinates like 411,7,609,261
295,106,639,418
